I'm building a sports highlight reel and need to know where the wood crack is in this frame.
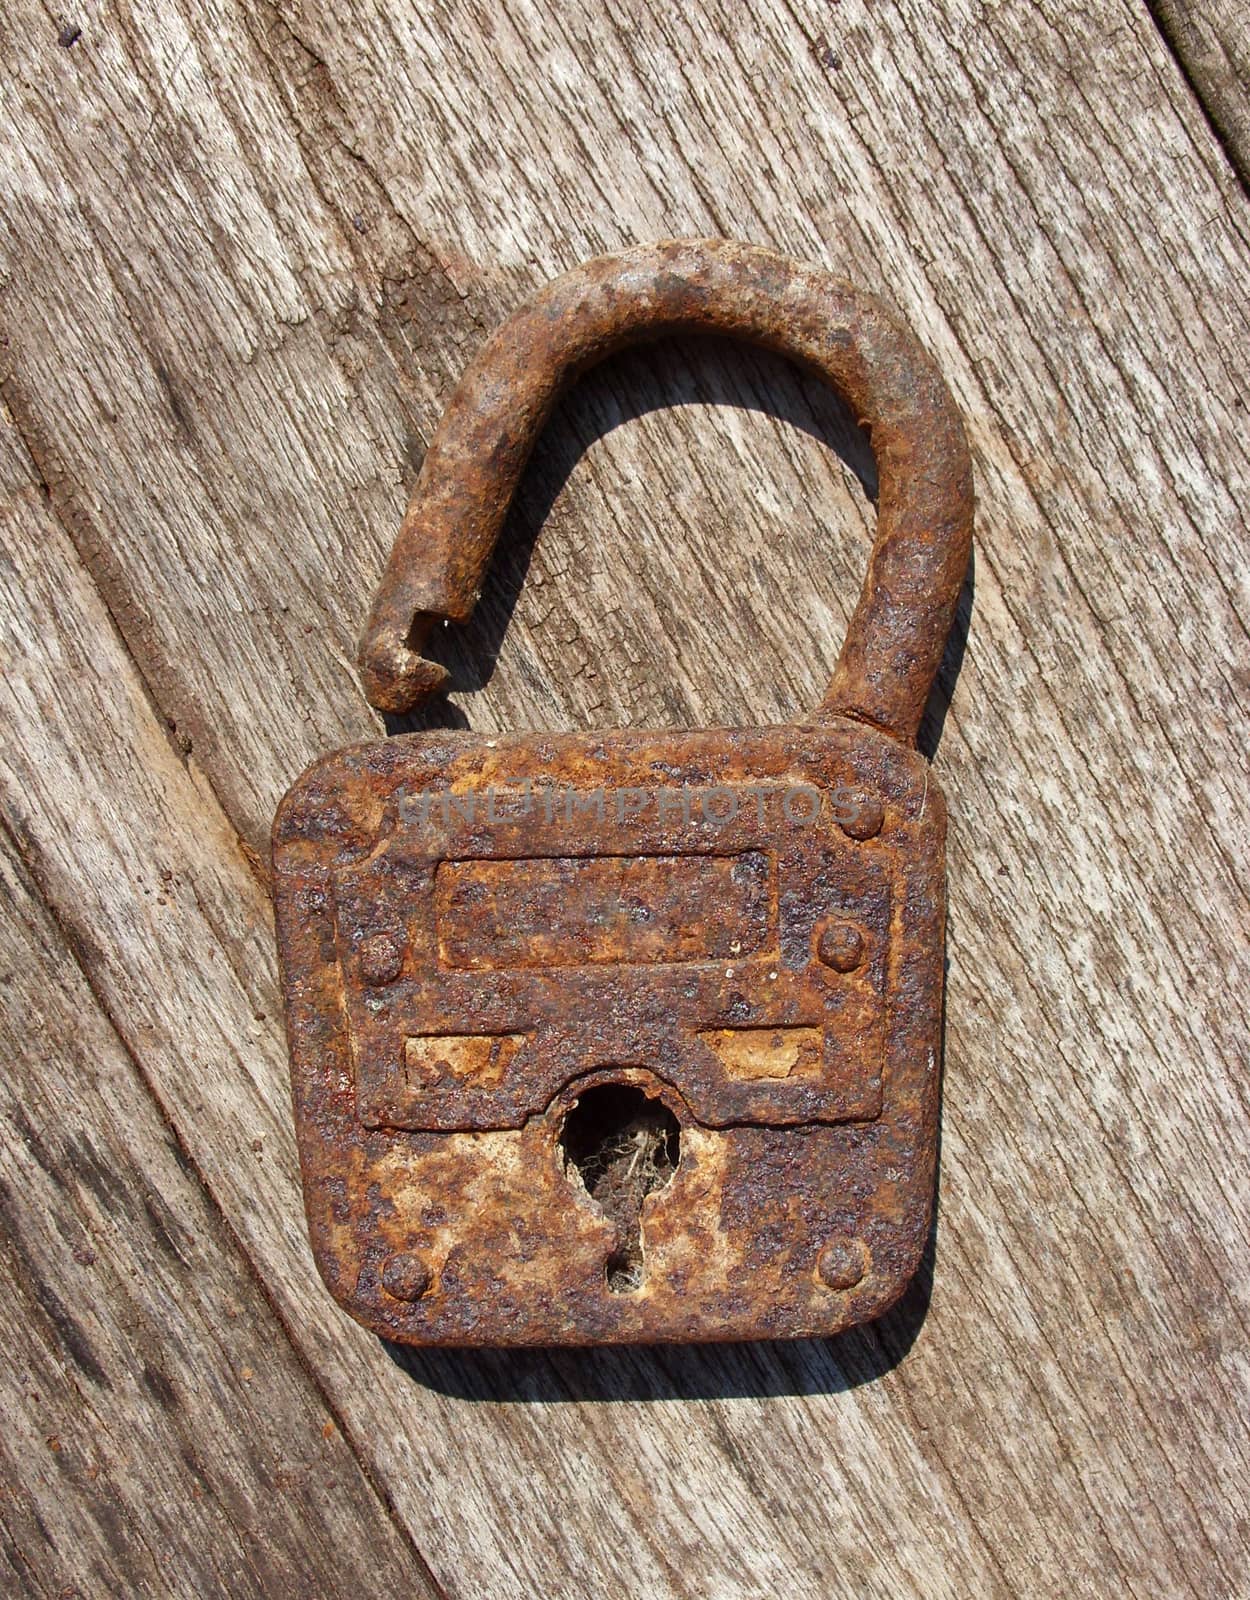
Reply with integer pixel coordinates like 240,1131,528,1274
0,384,271,890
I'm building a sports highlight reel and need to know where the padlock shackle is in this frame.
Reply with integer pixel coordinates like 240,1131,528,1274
360,239,973,743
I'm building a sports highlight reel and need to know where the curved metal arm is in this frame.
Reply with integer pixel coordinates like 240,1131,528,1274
360,238,973,744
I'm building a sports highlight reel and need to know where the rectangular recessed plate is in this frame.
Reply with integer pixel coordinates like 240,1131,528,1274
435,851,771,969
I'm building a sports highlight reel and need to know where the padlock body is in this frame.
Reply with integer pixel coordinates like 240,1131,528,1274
272,721,945,1345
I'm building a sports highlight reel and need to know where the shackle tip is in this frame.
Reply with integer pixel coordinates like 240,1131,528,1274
358,618,450,713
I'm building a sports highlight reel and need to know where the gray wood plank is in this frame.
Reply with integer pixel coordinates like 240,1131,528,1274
0,726,434,1595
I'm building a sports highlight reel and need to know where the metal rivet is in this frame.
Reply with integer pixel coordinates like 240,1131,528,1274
816,1236,868,1291
817,922,866,972
839,792,884,841
358,932,403,986
380,1253,432,1301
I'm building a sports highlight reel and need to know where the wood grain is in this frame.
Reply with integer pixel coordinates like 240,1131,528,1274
0,802,432,1599
0,0,1247,1595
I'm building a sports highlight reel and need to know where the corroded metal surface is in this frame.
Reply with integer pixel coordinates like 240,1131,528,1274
273,239,973,1346
359,238,971,744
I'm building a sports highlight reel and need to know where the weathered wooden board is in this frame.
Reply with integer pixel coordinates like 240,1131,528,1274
0,787,432,1596
1,0,1248,1596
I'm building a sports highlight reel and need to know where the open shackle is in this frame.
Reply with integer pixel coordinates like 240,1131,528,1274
359,238,973,745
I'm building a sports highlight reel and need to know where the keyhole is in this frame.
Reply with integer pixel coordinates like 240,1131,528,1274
559,1084,681,1293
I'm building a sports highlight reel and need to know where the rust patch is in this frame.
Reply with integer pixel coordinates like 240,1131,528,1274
697,1026,823,1080
273,240,973,1346
402,1033,523,1088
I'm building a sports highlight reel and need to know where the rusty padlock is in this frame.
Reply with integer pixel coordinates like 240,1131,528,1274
273,239,972,1347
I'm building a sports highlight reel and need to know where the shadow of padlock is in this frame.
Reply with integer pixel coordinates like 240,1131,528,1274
272,239,973,1347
